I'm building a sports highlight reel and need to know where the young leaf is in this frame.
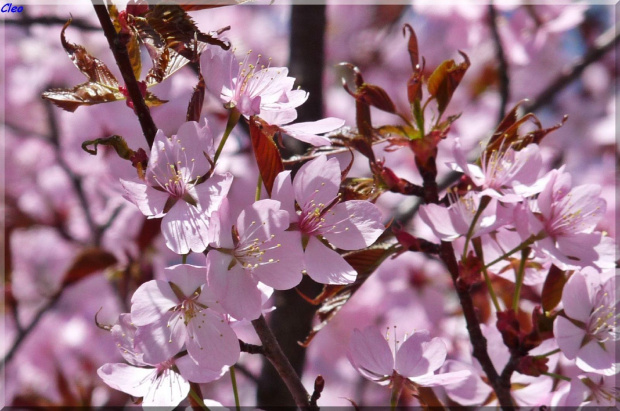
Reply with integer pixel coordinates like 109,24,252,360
42,83,124,112
249,116,284,196
186,73,205,122
402,23,419,71
427,52,470,115
62,247,118,288
541,265,567,312
126,32,142,80
60,19,119,88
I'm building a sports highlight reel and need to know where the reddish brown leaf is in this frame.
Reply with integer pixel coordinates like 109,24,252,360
186,73,205,122
42,82,124,112
402,23,419,71
62,248,118,287
60,19,119,88
126,32,143,80
144,91,167,107
427,52,470,114
357,84,396,114
541,265,567,312
249,116,283,196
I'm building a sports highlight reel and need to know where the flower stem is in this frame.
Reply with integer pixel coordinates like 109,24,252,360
462,195,491,260
543,371,571,382
255,174,263,202
534,348,561,359
390,374,405,411
484,234,539,269
473,239,501,312
188,387,211,411
512,247,530,312
214,108,241,164
230,366,241,411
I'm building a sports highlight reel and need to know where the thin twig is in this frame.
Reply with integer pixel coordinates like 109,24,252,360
488,4,511,124
251,315,311,409
92,1,157,148
526,26,620,112
0,293,62,371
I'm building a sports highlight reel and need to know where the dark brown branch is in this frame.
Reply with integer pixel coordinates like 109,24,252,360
92,2,157,148
252,315,311,409
488,4,511,124
526,26,620,112
239,339,264,355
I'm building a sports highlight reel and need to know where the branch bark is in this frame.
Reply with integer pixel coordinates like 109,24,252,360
488,4,510,124
526,26,620,112
92,1,158,148
252,315,311,409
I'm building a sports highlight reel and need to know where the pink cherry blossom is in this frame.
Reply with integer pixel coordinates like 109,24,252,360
559,373,619,407
451,139,546,202
554,269,618,376
130,264,240,370
348,326,470,389
97,314,223,409
202,46,344,146
516,168,608,269
120,120,233,254
418,192,512,242
272,155,385,284
207,199,304,320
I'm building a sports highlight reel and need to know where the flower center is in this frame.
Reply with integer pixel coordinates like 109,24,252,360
234,220,281,270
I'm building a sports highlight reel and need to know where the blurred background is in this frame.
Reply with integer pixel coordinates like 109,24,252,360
2,1,617,407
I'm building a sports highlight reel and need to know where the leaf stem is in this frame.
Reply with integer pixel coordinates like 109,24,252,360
534,348,561,359
462,195,491,260
512,247,530,312
255,175,263,202
473,239,501,312
484,234,540,269
214,108,241,164
543,372,571,382
188,387,211,411
230,366,241,411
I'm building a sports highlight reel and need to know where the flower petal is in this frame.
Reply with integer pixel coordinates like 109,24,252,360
131,280,178,326
120,179,169,218
164,264,206,298
142,368,189,409
175,355,225,384
206,251,262,321
97,363,155,398
294,156,340,211
348,326,394,380
321,201,384,250
161,201,215,254
186,311,240,370
304,236,357,284
253,231,304,289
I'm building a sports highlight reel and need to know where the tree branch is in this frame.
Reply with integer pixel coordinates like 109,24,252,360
526,26,620,112
6,14,100,31
252,315,311,409
92,1,157,148
488,3,511,124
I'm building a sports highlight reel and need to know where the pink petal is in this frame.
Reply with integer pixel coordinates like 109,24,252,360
161,201,214,254
111,314,144,366
236,199,289,242
396,331,447,378
348,326,394,379
561,272,593,323
201,46,235,102
142,368,189,408
206,251,262,321
192,172,234,217
280,118,344,146
321,201,384,250
97,363,155,397
164,264,206,298
186,311,240,369
294,156,340,210
410,369,472,387
131,280,178,326
271,171,297,220
304,236,357,284
176,120,215,173
253,231,304,289
259,107,298,127
418,203,460,241
575,339,616,374
554,316,586,360
136,314,186,365
120,179,169,218
175,355,225,383
442,360,492,406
